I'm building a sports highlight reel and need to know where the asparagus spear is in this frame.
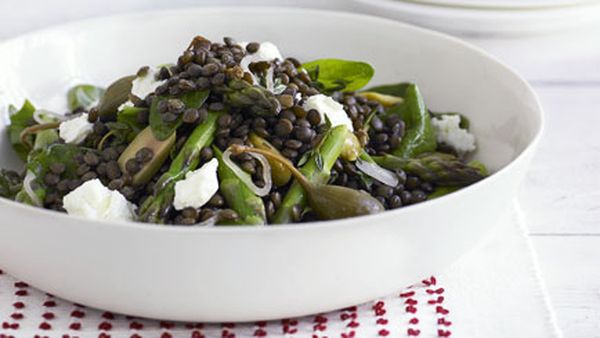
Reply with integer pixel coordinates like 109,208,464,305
213,147,266,225
139,112,221,223
371,152,485,187
271,125,348,224
221,78,281,117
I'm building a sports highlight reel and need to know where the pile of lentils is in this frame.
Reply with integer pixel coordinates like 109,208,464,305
39,36,433,224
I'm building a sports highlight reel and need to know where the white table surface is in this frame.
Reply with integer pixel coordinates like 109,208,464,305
1,1,598,336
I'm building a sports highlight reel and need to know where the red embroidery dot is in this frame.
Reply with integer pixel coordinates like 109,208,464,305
378,329,389,336
71,310,85,318
14,290,28,296
256,321,267,327
405,299,418,305
10,313,23,320
102,312,115,320
438,318,452,326
409,318,419,325
130,334,142,338
374,308,386,316
98,321,113,331
347,321,359,328
43,300,57,307
222,322,235,329
99,333,111,338
400,291,415,298
14,281,29,288
130,322,144,330
253,328,267,337
436,306,449,315
191,331,204,338
376,318,388,325
438,329,452,337
161,332,173,338
42,312,55,320
69,322,82,330
39,322,52,330
408,328,421,336
406,306,417,314
13,302,25,309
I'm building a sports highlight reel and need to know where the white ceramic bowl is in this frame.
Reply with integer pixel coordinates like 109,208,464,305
0,7,543,322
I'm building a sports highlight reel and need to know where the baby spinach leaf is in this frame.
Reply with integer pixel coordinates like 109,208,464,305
365,82,411,98
303,59,374,93
389,84,436,158
149,89,209,140
8,100,36,161
67,84,105,111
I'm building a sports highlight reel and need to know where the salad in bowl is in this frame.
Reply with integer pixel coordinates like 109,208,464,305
0,35,486,226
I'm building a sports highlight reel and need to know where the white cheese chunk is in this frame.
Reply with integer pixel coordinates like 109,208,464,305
431,114,476,154
131,67,166,100
239,41,283,74
173,158,220,210
239,42,283,93
63,179,136,221
302,94,354,131
58,113,94,144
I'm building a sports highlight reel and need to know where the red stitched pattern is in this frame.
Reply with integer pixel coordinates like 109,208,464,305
0,268,452,337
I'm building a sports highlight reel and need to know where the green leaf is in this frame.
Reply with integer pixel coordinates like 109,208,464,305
118,106,146,136
365,82,411,98
7,100,36,161
149,89,209,140
67,84,105,111
303,59,374,93
389,84,436,158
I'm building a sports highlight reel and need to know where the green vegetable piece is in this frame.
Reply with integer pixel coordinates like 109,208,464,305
372,152,485,187
358,91,403,107
389,84,436,158
67,84,105,111
427,160,488,200
139,112,221,223
222,78,281,117
303,59,374,93
248,132,291,186
16,137,88,207
7,100,36,161
117,126,176,186
0,169,22,200
214,147,266,225
149,89,209,140
97,75,135,120
364,82,411,98
231,136,384,222
271,125,350,223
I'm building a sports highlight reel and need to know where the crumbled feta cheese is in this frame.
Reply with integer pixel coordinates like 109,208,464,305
173,158,220,210
431,114,476,154
239,42,283,93
303,94,354,131
239,41,283,74
131,67,166,100
63,179,136,221
58,113,94,144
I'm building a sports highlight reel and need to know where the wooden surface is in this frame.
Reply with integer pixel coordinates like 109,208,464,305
1,1,598,336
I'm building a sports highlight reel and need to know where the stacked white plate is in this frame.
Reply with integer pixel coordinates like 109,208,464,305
351,0,600,35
